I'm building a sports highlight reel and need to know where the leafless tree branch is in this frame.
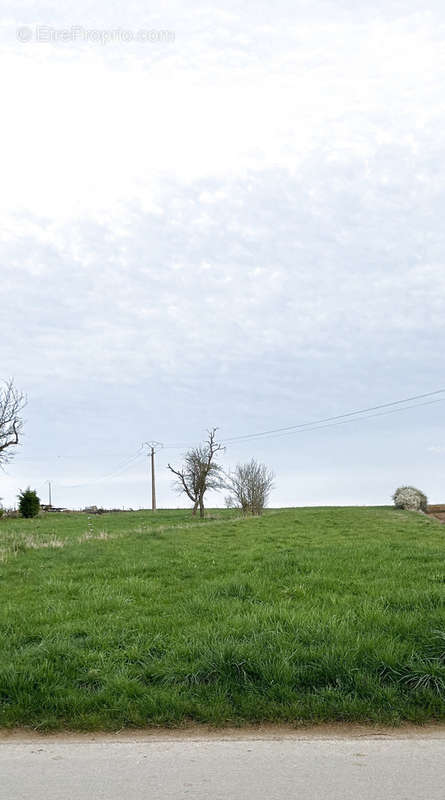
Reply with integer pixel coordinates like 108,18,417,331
0,379,26,468
167,428,225,517
224,459,274,515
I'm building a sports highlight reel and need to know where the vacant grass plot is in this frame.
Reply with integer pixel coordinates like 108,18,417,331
0,507,444,730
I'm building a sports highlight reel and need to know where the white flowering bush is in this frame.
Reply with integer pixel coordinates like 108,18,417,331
392,486,428,512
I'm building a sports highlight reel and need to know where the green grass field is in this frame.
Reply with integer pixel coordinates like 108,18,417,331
0,506,444,730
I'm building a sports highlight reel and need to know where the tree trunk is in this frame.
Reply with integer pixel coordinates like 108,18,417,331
192,500,199,516
199,498,204,518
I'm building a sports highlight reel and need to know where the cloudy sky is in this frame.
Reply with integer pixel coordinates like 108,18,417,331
1,0,445,509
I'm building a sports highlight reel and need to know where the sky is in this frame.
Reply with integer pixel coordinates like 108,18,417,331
1,0,445,509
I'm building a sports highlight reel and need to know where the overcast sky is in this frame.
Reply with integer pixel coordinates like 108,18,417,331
1,0,445,509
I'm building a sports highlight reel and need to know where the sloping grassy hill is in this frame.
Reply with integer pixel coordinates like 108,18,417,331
0,507,444,730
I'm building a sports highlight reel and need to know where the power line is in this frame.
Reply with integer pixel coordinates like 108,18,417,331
144,389,445,451
221,388,445,444
61,449,145,489
16,452,140,461
234,397,445,444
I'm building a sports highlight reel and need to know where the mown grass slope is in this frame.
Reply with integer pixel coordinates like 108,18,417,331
0,507,444,730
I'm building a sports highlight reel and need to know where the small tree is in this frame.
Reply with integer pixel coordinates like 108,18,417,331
392,486,427,512
168,428,225,518
0,379,26,468
18,487,40,518
225,459,274,515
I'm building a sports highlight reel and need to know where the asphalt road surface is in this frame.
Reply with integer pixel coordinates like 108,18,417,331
1,728,444,800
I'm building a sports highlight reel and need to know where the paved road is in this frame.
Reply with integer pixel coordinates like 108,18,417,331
1,729,445,800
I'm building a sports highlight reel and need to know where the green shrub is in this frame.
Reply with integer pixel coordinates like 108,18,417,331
393,486,428,512
18,487,40,518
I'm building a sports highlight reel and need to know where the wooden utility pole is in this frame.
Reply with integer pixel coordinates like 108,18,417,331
143,442,162,511
150,446,156,510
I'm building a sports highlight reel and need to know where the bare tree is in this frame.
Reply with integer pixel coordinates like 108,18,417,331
225,459,274,515
0,379,26,469
168,428,225,518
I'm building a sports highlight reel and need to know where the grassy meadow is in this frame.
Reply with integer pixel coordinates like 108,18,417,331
0,506,445,730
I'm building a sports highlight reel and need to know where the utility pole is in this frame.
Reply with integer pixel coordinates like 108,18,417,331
142,442,162,510
150,447,156,510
